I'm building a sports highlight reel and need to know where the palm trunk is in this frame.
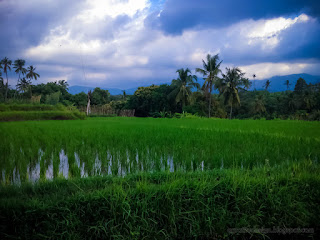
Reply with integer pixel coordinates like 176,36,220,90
182,99,185,112
208,82,212,118
29,85,32,99
229,103,233,119
5,72,8,102
86,98,91,116
14,73,21,99
208,91,211,118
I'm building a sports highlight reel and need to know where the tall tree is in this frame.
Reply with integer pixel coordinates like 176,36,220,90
170,68,199,110
284,79,291,91
91,87,110,105
218,67,250,119
57,80,68,89
196,54,222,118
13,59,27,83
294,77,307,94
252,74,256,90
264,80,271,91
26,65,40,81
26,65,40,97
13,59,27,99
1,57,12,101
16,78,31,94
253,93,266,115
0,71,4,98
122,90,127,100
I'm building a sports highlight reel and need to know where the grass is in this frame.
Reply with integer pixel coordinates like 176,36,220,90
0,103,85,121
0,117,319,238
1,166,319,239
0,103,60,112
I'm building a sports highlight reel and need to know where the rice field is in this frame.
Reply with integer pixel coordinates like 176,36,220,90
1,117,319,239
1,117,319,184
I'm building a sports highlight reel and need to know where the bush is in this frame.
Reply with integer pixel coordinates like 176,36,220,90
308,110,320,121
0,111,85,121
0,104,58,112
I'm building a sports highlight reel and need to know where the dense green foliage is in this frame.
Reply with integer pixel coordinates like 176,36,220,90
1,167,319,239
1,56,320,120
0,110,85,121
0,104,85,121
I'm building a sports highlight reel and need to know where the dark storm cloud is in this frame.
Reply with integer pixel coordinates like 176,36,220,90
1,0,320,88
275,19,320,60
219,18,320,65
146,0,320,35
0,0,85,57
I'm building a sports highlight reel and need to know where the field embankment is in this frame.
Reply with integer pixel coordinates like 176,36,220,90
0,104,85,121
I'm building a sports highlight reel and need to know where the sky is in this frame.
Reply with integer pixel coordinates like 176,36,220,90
1,0,320,89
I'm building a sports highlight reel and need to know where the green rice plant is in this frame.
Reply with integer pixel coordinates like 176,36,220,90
0,167,319,239
0,117,319,238
1,117,319,184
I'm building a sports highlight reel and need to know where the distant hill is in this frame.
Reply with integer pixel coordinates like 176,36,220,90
248,73,320,92
195,73,320,93
68,73,320,95
68,86,137,95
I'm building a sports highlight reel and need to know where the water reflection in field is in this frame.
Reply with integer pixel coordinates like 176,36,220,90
1,148,201,185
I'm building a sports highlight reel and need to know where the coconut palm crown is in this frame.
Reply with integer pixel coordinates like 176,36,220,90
217,67,250,119
169,68,200,109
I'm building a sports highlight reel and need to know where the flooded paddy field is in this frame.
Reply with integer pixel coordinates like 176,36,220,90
1,117,320,239
1,117,319,184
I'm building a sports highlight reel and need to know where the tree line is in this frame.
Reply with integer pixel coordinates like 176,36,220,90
1,55,319,120
0,57,40,101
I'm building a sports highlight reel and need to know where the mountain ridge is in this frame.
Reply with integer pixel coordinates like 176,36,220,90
68,73,320,95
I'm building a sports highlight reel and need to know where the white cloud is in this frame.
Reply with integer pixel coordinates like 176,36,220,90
78,0,149,22
20,1,319,88
239,61,320,80
248,14,310,38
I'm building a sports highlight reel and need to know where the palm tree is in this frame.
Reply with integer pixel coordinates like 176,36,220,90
57,80,68,89
303,92,315,111
0,71,4,95
253,93,266,115
284,80,291,91
26,65,40,97
13,59,27,82
122,90,127,100
287,93,296,111
264,80,271,91
196,54,222,118
16,78,31,94
1,57,12,101
218,67,250,119
26,65,40,81
252,74,256,90
13,59,27,98
170,68,199,110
